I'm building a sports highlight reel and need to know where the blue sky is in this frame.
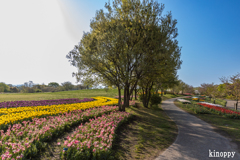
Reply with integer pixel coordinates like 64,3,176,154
0,0,239,87
64,0,240,87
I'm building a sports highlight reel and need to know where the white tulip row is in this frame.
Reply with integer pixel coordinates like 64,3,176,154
198,102,223,107
177,99,191,104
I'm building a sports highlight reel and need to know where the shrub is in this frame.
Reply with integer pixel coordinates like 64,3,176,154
151,104,161,110
193,107,211,114
150,94,162,106
35,89,42,92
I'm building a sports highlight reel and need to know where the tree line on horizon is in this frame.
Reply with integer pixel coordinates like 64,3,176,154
0,81,92,93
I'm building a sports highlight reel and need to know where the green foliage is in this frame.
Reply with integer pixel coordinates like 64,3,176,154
61,81,74,91
178,102,211,114
139,94,144,101
9,87,19,93
66,0,182,111
0,82,10,92
150,94,162,106
220,73,240,106
205,97,227,107
193,106,211,114
35,89,42,92
48,82,59,88
150,104,162,110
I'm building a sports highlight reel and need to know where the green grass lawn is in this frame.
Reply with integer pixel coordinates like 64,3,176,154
111,101,178,160
174,101,240,152
0,89,122,102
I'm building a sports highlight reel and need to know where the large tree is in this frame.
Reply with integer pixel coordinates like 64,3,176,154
67,0,181,111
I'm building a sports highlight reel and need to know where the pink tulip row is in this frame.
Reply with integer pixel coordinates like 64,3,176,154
0,106,118,160
60,111,131,160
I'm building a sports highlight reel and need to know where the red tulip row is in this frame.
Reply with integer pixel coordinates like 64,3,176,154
197,103,240,119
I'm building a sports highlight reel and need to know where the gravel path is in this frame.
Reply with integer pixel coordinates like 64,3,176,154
155,98,240,160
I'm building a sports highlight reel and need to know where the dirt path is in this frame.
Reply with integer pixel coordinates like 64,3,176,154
155,98,240,160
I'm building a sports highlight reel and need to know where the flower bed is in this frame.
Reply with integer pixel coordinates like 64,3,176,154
0,106,118,159
0,98,94,108
197,102,240,119
0,97,118,127
60,111,131,160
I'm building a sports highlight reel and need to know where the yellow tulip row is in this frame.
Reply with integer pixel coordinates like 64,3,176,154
0,97,118,126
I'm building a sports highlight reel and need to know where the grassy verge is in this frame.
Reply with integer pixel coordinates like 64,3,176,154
174,101,240,152
112,95,179,160
161,94,183,101
0,89,122,102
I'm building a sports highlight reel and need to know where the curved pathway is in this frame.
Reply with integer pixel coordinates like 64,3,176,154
156,98,240,160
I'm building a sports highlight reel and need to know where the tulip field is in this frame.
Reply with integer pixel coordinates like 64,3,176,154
0,98,94,108
60,111,131,160
0,97,118,129
0,96,134,160
197,102,240,119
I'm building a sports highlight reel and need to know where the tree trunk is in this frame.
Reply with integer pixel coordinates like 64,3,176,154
161,88,164,96
142,82,153,108
118,87,122,111
142,87,148,108
236,99,238,109
124,87,127,111
135,87,137,100
122,84,130,111
130,90,133,100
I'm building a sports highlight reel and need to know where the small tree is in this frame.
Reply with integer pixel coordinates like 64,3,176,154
48,82,60,88
220,73,240,108
202,83,218,103
0,82,10,92
10,87,19,93
178,80,187,95
217,84,227,99
185,84,195,94
61,81,74,91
